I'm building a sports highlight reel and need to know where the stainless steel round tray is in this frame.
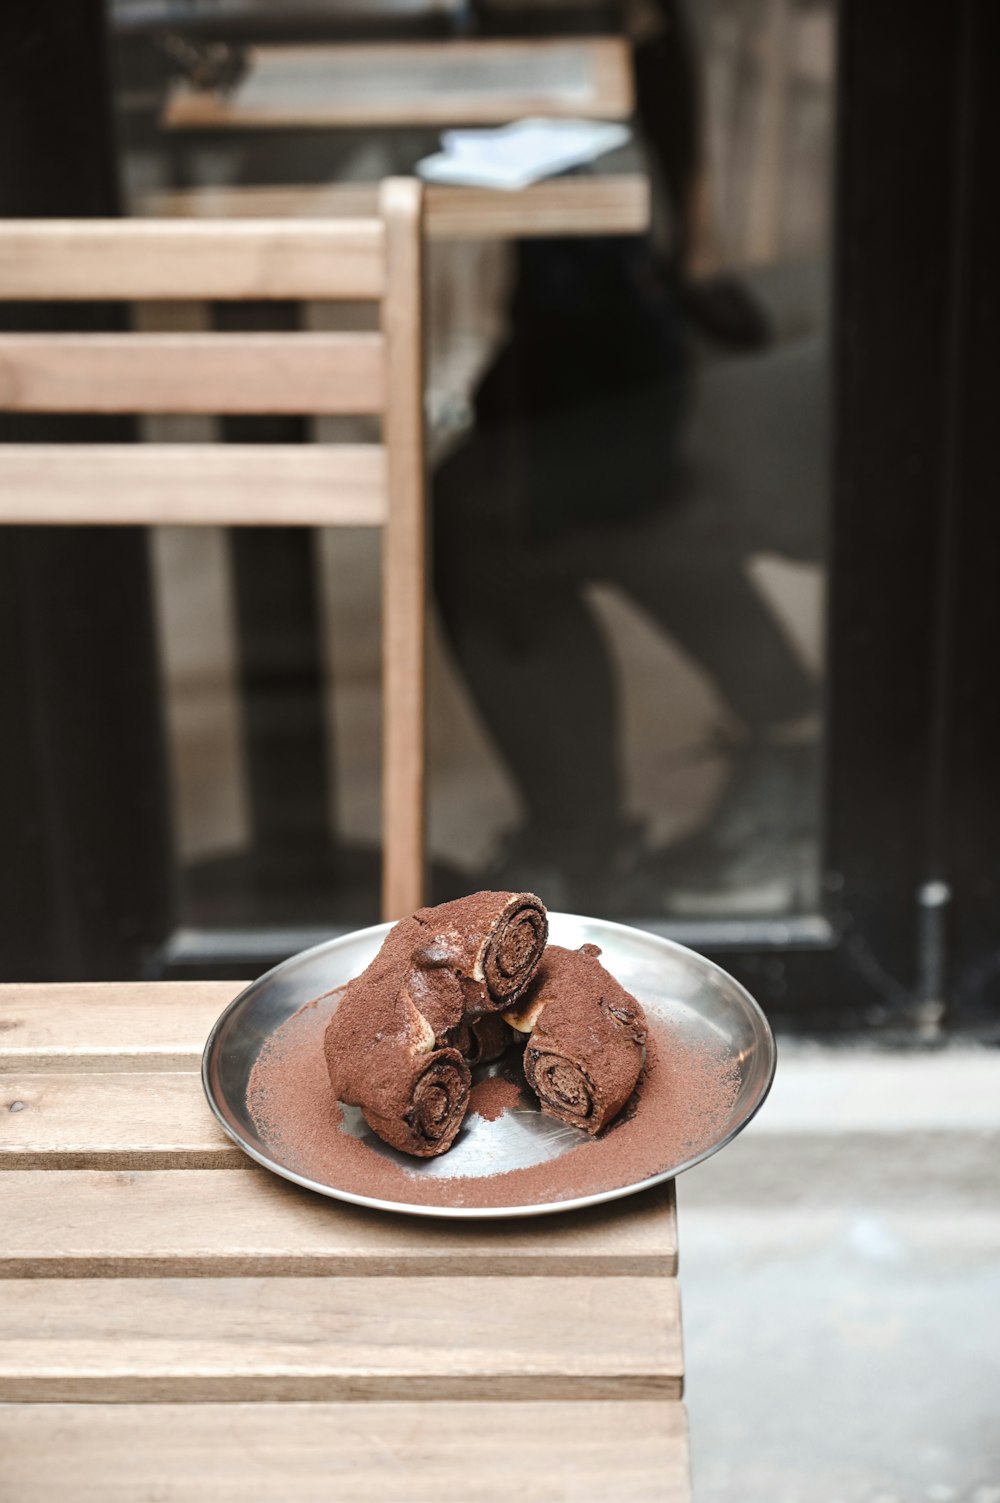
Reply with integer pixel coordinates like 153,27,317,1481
202,911,776,1219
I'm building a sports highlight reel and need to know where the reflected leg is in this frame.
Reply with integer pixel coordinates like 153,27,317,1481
434,431,626,881
621,498,819,734
606,497,821,913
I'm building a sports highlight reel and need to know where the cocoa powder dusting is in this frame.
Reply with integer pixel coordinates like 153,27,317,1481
247,989,740,1210
467,1074,523,1123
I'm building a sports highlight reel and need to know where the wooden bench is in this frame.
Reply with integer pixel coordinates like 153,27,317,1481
0,980,691,1499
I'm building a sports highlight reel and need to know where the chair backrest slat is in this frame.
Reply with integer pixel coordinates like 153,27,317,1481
0,444,387,527
0,333,384,415
0,220,386,301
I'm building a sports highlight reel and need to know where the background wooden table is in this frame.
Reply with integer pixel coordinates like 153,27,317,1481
140,172,651,241
0,982,690,1500
162,38,633,131
146,31,649,240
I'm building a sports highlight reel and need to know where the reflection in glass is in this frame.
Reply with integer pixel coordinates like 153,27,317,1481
111,0,835,930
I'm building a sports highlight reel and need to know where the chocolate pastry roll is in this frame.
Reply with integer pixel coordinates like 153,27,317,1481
509,944,647,1136
324,962,470,1158
410,891,548,1011
445,1012,516,1067
322,892,545,1155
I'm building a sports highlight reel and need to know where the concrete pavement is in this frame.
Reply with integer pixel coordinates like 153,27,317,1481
678,1043,1000,1502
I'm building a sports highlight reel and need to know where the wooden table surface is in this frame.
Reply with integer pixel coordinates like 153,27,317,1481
146,34,647,240
163,38,633,131
139,171,651,241
0,981,690,1501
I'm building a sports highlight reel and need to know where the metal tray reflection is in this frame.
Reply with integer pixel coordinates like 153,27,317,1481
202,912,776,1219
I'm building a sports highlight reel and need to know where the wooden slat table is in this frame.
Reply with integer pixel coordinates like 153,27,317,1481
140,174,652,241
151,33,649,242
163,38,633,130
0,983,690,1500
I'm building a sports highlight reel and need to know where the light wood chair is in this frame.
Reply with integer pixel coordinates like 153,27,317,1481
0,179,426,922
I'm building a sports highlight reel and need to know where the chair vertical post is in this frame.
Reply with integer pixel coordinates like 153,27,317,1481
379,178,426,920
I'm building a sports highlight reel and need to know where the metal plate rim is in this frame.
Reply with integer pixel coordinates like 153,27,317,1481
201,912,777,1220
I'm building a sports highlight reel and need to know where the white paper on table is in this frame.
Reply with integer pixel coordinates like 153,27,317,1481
416,117,631,191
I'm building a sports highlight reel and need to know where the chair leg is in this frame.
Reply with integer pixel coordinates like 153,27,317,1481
380,179,427,921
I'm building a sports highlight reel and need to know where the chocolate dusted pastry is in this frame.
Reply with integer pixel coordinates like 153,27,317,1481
445,1013,516,1068
324,968,470,1158
323,916,467,1052
506,943,647,1137
410,891,548,1012
322,892,546,1157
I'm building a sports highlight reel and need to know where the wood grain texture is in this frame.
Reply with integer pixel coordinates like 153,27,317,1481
0,982,240,1072
0,218,385,299
0,332,384,415
0,444,387,527
0,1401,691,1502
0,1275,682,1401
0,1072,239,1169
0,1170,677,1278
140,175,652,239
164,38,633,129
380,178,426,919
424,174,649,239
